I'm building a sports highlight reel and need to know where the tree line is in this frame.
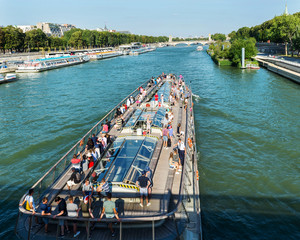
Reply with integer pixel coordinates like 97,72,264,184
229,12,300,55
0,26,169,53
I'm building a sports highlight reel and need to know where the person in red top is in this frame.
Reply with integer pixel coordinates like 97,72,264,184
71,154,81,171
154,93,158,106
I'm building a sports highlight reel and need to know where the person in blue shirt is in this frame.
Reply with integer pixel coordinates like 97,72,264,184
40,197,51,233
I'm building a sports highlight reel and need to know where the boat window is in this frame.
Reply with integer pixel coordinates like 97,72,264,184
123,137,157,184
106,138,144,182
152,108,166,127
125,109,143,127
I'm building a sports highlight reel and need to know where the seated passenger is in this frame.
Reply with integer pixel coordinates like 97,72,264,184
96,178,111,197
67,167,81,190
89,172,98,184
82,179,93,197
71,154,81,171
101,123,109,134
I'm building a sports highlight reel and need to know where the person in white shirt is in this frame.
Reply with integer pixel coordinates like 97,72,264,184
175,138,186,167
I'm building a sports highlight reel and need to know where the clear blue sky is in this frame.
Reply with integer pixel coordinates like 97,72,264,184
0,0,299,37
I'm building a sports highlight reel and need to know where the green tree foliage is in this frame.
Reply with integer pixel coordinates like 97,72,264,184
211,33,226,41
229,38,258,65
0,28,5,53
0,25,168,54
229,12,300,55
24,29,47,51
4,25,25,52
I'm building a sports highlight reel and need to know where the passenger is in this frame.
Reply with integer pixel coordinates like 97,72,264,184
136,170,151,207
106,119,111,131
82,179,93,197
98,193,120,237
154,92,158,106
40,197,51,233
173,149,180,174
89,171,98,184
91,148,98,162
145,166,153,196
19,188,36,214
175,138,186,168
126,98,131,108
101,122,109,134
106,134,112,146
88,156,94,169
177,123,181,137
78,195,94,238
168,125,174,141
96,178,111,197
94,139,102,158
161,94,164,106
130,96,135,104
101,133,107,149
115,115,123,131
116,108,122,117
146,116,152,134
71,154,81,171
67,196,80,238
67,167,81,190
162,126,169,149
91,134,97,146
53,196,69,237
85,138,94,151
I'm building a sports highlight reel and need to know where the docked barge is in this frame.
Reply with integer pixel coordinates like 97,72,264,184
16,74,202,240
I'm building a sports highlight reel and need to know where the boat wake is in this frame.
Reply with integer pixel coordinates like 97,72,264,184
192,93,200,102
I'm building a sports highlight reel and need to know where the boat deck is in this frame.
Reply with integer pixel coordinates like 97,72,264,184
16,78,201,240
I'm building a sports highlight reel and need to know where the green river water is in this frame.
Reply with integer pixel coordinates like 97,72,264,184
0,46,299,239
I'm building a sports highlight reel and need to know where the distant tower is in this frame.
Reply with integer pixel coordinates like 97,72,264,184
169,35,172,42
284,2,289,15
208,33,212,41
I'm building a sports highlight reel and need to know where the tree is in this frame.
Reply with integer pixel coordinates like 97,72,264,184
211,33,226,41
4,26,25,52
229,38,258,65
270,14,300,55
0,28,5,53
68,31,85,48
24,29,47,51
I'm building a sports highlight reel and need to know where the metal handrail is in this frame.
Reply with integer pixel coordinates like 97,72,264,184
17,79,198,226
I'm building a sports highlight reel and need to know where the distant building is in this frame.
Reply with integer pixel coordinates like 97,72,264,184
36,22,75,37
17,25,36,33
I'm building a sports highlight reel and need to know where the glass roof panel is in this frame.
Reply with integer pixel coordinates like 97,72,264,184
125,109,142,127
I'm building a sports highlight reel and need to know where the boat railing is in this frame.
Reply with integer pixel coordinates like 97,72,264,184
16,79,201,240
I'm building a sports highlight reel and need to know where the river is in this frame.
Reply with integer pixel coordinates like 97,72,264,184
0,46,299,239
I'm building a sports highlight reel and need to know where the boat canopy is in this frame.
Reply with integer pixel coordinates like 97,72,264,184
100,136,157,184
151,81,171,103
125,107,167,129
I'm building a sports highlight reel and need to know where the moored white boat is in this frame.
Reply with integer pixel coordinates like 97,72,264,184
16,55,90,73
0,73,17,84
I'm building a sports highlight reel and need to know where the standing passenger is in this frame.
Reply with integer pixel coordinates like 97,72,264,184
53,197,69,237
40,197,51,233
136,171,151,207
67,196,80,237
99,193,120,237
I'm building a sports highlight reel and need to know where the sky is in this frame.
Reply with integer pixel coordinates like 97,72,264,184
0,0,299,37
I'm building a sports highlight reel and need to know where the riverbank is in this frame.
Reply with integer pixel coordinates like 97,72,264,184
255,56,300,84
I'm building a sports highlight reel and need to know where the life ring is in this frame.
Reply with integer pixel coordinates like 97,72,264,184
188,138,193,148
80,138,84,147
